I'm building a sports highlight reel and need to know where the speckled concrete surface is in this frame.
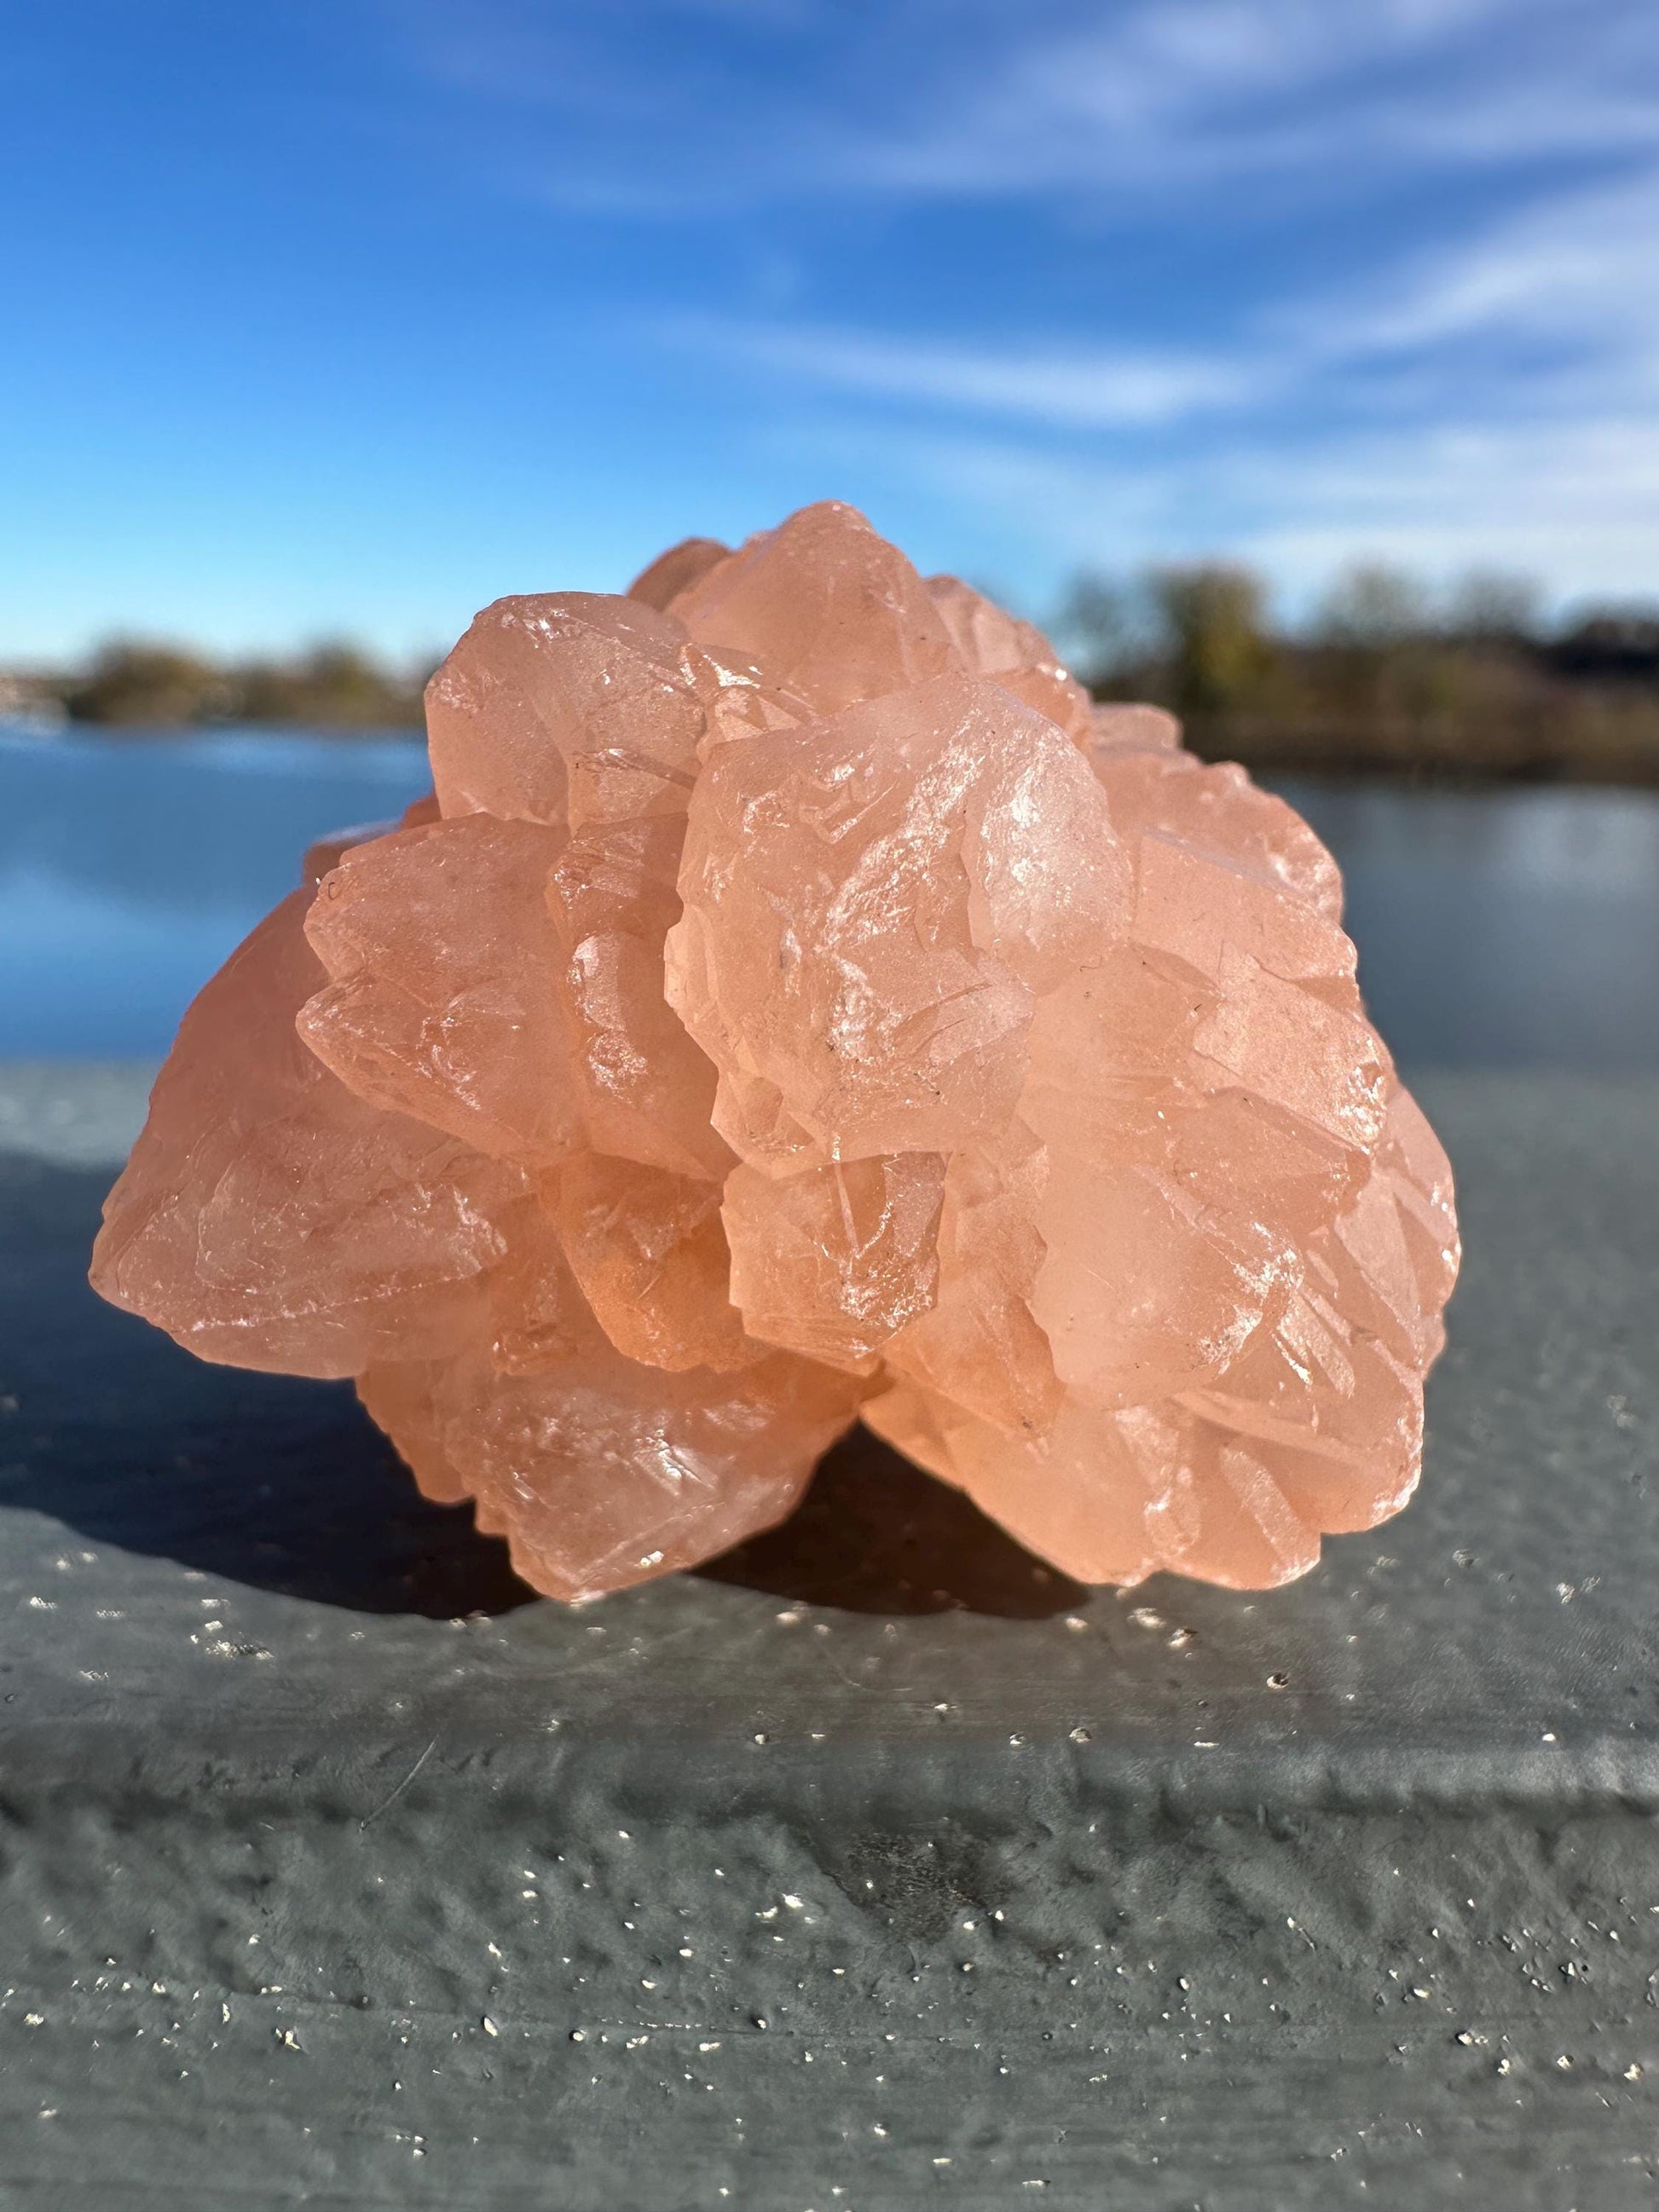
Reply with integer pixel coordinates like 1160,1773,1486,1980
0,1069,1655,2209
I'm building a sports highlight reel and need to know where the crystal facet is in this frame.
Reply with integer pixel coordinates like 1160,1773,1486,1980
91,501,1459,1599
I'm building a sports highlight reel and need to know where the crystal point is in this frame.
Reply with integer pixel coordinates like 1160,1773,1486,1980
91,502,1457,1599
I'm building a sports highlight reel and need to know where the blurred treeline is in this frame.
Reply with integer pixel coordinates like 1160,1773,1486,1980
1059,561,1659,783
6,640,431,732
7,558,1659,780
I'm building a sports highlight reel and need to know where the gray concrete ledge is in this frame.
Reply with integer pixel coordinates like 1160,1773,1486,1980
0,1068,1655,2207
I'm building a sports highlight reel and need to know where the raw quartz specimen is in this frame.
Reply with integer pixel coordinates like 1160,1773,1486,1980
90,502,1459,1602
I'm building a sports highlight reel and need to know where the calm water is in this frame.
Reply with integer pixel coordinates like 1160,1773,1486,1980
3,726,1657,1067
1,729,429,1057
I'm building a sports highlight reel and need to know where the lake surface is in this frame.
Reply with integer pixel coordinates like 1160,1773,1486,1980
3,726,1657,1067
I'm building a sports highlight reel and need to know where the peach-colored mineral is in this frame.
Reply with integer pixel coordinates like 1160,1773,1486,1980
91,501,1459,1601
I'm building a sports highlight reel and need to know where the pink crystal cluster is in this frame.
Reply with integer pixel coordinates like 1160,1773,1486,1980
91,503,1459,1602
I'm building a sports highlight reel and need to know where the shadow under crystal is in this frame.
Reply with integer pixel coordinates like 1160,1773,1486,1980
699,1424,1087,1620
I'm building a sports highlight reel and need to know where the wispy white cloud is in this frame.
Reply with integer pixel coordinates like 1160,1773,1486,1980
685,148,1659,437
1237,418,1659,601
827,409,1659,606
848,0,1659,199
395,0,1659,209
1294,163,1659,372
838,0,1548,192
672,317,1263,427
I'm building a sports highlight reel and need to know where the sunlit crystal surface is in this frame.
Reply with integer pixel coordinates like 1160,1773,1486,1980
91,500,1458,1599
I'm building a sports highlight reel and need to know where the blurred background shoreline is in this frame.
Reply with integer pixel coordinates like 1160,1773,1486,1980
10,541,1657,1065
10,553,1658,785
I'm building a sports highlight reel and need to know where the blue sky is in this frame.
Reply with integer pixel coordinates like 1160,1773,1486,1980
4,0,1658,660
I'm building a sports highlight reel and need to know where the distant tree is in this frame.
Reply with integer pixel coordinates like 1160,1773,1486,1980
1315,562,1431,648
1444,568,1541,644
65,641,229,726
1147,562,1274,718
234,641,423,728
1055,572,1140,689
